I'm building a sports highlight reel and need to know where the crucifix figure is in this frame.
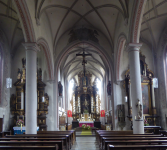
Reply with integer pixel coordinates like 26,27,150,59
76,50,92,76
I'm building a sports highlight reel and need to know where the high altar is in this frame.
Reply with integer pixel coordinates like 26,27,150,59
71,71,101,127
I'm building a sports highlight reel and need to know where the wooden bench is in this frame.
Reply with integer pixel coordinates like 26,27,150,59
0,131,11,137
37,130,76,144
0,145,57,150
101,136,166,150
96,130,133,141
107,144,167,150
98,133,160,147
5,135,69,150
0,141,63,150
104,140,167,150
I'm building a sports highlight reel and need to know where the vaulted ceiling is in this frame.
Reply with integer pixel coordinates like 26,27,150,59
1,0,167,82
36,0,128,81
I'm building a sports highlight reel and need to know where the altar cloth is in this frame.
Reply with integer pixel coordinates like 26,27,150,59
79,121,94,127
13,126,39,135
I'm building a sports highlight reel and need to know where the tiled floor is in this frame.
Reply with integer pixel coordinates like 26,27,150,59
71,137,99,150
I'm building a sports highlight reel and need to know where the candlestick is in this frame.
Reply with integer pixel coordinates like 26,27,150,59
21,123,22,132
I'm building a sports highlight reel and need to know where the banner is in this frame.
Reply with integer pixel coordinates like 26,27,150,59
67,110,72,117
101,110,105,117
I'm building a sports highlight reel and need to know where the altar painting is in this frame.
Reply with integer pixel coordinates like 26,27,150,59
81,94,91,114
141,83,151,114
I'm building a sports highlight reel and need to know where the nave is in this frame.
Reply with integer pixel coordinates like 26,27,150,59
71,137,98,150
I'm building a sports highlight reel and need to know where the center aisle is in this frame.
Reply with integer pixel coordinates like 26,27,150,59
71,137,99,150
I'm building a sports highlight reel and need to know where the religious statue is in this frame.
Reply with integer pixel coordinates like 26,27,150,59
136,99,142,119
22,58,26,68
58,81,63,96
38,68,42,80
21,68,26,81
107,81,111,95
17,68,21,80
82,77,87,86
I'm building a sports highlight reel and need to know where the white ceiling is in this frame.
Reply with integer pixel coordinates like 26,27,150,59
1,0,167,82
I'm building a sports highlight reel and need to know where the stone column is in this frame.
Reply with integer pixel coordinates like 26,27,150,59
23,43,40,134
53,82,59,130
127,43,144,134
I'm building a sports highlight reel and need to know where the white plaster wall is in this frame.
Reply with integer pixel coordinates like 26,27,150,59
11,45,26,95
0,34,11,132
140,43,154,73
155,30,167,129
37,48,54,131
25,0,54,66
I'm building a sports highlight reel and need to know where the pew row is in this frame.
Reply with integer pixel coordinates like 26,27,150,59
0,145,57,150
5,136,69,150
104,140,167,150
0,141,63,150
37,130,76,144
107,144,167,150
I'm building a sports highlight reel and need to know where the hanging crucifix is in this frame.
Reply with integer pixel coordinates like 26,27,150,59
76,50,92,76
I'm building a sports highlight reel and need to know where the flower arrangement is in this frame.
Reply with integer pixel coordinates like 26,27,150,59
16,119,24,127
82,124,90,130
144,119,149,126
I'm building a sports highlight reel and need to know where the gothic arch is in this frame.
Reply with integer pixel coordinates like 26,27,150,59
54,40,114,129
115,34,127,82
37,38,54,80
129,0,147,43
13,0,36,42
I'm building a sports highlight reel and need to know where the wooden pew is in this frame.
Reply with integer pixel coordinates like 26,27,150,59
37,130,76,144
104,140,167,150
0,141,63,150
0,137,67,149
107,144,167,150
0,145,57,150
101,136,166,150
96,130,133,141
0,131,11,137
98,133,161,147
5,135,69,150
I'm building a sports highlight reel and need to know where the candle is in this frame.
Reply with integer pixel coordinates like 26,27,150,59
135,116,136,120
21,123,22,132
42,96,45,102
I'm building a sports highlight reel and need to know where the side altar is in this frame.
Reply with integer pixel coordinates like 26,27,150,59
70,71,101,128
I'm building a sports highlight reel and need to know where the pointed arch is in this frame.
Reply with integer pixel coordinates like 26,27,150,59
37,38,54,80
129,0,147,43
115,34,127,82
13,0,36,42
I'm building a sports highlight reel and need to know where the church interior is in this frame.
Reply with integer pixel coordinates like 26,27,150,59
1,0,167,149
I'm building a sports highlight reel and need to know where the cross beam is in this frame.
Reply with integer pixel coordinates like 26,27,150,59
76,50,92,76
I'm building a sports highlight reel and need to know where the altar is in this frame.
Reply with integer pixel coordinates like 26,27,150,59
13,126,39,135
79,121,94,127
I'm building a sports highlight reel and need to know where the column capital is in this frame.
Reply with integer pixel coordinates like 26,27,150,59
22,42,40,52
126,43,142,53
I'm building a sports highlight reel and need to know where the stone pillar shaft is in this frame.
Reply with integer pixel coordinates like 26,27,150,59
23,43,40,134
127,43,144,134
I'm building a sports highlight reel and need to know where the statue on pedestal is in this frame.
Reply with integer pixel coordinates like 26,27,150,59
107,81,111,95
136,99,142,119
58,81,63,96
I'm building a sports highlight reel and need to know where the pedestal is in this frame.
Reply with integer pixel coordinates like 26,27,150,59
72,121,79,129
94,121,101,129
